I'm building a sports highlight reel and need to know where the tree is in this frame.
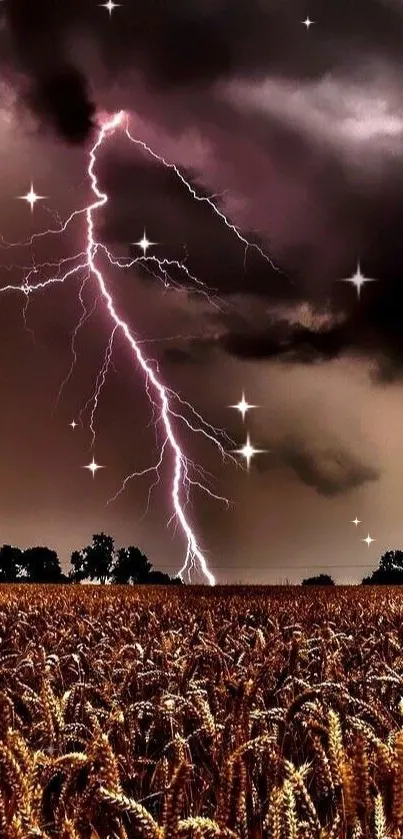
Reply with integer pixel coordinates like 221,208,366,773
69,550,87,583
302,573,335,586
380,549,403,574
22,547,65,583
111,546,152,584
0,545,25,582
110,546,183,585
70,533,115,584
147,570,175,584
362,550,403,584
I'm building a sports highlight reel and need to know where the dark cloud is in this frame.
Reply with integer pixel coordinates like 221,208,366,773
279,435,380,496
5,0,403,89
2,0,403,390
1,0,269,145
24,65,96,145
3,0,96,143
2,0,276,89
163,347,195,365
5,0,403,144
163,345,211,365
220,322,348,362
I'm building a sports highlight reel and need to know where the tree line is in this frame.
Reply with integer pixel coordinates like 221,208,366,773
302,550,403,585
0,533,182,585
1,539,402,585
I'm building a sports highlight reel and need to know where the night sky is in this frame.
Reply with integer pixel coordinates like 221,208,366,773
1,0,403,583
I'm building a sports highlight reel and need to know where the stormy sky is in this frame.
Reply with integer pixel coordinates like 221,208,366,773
1,0,403,582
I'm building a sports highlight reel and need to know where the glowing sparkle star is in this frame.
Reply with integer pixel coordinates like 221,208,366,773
70,420,77,430
133,230,156,256
229,391,258,422
302,16,314,28
100,0,121,15
18,183,46,212
362,533,375,547
83,457,104,477
235,434,266,470
339,261,377,300
351,517,361,526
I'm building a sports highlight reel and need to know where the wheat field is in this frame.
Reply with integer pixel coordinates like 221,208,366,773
0,584,402,838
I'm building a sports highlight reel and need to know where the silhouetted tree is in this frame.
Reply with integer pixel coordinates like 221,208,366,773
69,550,88,583
147,570,175,584
380,549,403,573
362,549,403,584
22,547,65,583
0,534,184,584
111,546,152,584
70,533,115,584
302,573,335,586
0,545,25,582
110,546,184,585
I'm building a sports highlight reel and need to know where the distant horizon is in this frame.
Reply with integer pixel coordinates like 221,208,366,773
0,529,390,585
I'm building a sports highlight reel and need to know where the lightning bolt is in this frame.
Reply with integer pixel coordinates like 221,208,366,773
87,325,118,449
124,119,284,275
0,110,279,584
55,274,97,413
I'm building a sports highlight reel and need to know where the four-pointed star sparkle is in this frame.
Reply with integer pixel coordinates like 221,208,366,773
351,517,361,526
302,16,314,29
18,184,46,212
133,230,156,256
230,392,258,421
100,0,121,16
235,434,267,470
70,420,77,430
362,534,375,547
83,458,104,478
339,261,378,300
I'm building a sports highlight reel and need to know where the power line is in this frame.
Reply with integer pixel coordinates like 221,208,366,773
156,563,377,570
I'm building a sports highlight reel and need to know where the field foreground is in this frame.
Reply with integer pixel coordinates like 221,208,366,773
0,585,402,839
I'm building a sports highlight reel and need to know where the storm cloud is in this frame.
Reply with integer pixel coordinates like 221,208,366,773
279,435,380,497
4,0,403,385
